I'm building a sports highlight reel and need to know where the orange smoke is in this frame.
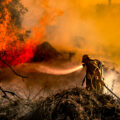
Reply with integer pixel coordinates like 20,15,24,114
28,0,63,46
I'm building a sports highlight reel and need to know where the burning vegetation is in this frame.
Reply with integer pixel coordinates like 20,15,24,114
0,0,34,66
0,0,64,67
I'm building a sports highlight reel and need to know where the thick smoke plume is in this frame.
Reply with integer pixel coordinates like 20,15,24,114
22,0,120,64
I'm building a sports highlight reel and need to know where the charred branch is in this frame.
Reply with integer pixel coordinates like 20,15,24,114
0,58,28,78
0,87,20,99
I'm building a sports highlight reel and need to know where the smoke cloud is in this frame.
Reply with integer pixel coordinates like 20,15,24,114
104,69,120,97
20,0,120,65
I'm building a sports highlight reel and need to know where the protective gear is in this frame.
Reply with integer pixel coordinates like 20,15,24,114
82,55,104,93
82,55,90,64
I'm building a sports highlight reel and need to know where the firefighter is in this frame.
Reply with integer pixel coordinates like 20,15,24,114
81,55,104,93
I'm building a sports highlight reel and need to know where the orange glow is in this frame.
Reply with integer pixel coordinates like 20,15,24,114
28,0,63,46
2,0,12,5
0,0,34,66
0,0,63,67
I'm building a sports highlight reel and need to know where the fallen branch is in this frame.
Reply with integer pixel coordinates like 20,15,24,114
0,87,21,99
0,58,28,78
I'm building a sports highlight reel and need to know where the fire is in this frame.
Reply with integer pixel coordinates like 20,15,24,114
0,0,34,66
2,0,12,5
0,0,63,67
28,0,64,46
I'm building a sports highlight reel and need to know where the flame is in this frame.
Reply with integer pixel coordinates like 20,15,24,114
0,0,63,67
28,0,63,46
2,0,12,5
0,0,34,66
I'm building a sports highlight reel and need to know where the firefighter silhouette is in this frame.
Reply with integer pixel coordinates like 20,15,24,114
82,55,104,93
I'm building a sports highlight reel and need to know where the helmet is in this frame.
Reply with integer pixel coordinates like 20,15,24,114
82,54,90,64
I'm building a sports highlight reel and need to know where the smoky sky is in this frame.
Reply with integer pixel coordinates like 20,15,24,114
20,0,120,65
